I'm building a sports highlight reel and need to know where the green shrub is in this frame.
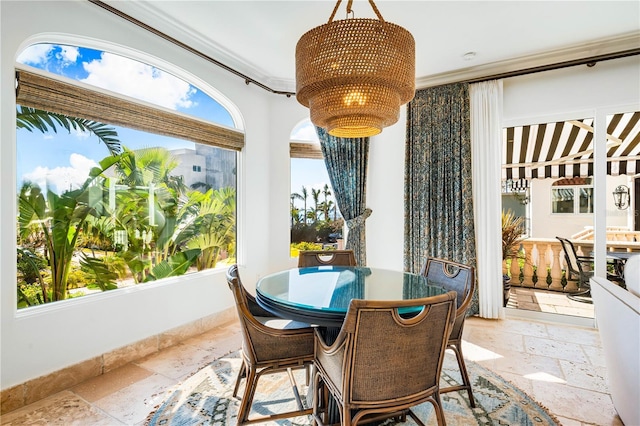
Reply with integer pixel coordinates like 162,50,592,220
66,268,91,290
290,241,323,257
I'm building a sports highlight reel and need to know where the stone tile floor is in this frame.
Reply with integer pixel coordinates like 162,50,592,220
1,309,621,425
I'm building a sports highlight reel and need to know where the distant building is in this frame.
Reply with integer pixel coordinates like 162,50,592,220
170,146,236,192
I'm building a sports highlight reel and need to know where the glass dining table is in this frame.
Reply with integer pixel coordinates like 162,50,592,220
256,266,448,328
256,266,449,421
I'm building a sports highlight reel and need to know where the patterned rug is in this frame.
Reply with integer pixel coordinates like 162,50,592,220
146,351,561,425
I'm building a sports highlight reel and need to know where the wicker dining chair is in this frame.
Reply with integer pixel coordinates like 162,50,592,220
420,257,477,408
298,249,357,267
311,291,457,426
226,265,315,425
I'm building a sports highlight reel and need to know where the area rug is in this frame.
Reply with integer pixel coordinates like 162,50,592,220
146,351,561,426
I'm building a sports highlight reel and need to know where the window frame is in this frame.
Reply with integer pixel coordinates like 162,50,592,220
551,184,594,215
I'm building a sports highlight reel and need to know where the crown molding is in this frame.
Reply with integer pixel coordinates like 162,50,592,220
92,2,639,96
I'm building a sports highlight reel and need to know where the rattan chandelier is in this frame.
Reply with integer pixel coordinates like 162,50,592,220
295,0,415,138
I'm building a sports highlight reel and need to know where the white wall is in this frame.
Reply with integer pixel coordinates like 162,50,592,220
366,109,407,270
502,56,640,122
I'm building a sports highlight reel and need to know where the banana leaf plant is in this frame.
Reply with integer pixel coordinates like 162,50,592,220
18,155,122,301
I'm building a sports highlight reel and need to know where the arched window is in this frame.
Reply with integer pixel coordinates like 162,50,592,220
289,120,341,256
15,43,242,309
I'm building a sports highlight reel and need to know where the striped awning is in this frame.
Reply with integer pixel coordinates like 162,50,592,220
503,111,640,180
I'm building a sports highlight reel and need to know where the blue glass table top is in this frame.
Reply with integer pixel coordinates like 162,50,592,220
256,266,447,327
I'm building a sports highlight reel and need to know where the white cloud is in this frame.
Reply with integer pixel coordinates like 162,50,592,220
16,44,54,66
291,121,319,142
23,154,98,194
57,45,80,63
73,128,91,139
81,53,195,110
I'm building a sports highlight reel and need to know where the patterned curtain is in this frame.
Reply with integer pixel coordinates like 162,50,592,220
404,83,478,315
316,127,371,266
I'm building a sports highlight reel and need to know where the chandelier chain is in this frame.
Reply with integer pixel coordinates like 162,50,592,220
328,0,385,23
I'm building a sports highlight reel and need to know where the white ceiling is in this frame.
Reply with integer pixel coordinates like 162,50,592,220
98,1,640,93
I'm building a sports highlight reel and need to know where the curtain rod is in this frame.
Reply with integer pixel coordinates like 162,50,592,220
462,48,640,85
87,0,296,97
89,0,639,94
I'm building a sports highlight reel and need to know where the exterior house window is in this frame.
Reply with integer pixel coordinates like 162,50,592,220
15,43,242,309
551,178,593,214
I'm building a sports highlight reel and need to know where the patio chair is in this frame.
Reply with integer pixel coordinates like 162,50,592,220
226,265,315,425
298,249,357,267
556,236,594,303
420,257,477,407
311,291,457,426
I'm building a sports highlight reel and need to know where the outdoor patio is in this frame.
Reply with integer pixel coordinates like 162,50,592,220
507,287,595,318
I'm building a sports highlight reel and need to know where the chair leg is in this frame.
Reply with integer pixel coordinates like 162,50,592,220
286,367,305,411
440,343,476,408
237,365,258,424
312,371,326,425
429,393,448,426
233,360,247,398
567,280,592,303
452,343,476,408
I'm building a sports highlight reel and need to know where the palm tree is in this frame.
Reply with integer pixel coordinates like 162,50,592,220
319,199,335,221
311,188,321,223
321,183,332,222
16,106,122,156
292,186,309,225
16,107,123,305
290,207,303,225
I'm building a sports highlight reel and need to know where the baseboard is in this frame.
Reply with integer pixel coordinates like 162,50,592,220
1,308,236,414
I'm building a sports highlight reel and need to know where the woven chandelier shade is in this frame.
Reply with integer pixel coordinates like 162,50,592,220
296,0,415,138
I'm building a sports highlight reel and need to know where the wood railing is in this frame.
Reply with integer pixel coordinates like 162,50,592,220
504,238,640,293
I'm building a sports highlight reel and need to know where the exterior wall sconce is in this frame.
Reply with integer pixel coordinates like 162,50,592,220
612,185,630,210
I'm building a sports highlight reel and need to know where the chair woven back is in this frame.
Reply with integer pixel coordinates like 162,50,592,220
420,257,475,340
226,265,314,364
298,249,357,267
313,292,456,424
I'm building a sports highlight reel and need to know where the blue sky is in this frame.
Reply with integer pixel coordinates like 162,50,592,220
16,43,332,207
